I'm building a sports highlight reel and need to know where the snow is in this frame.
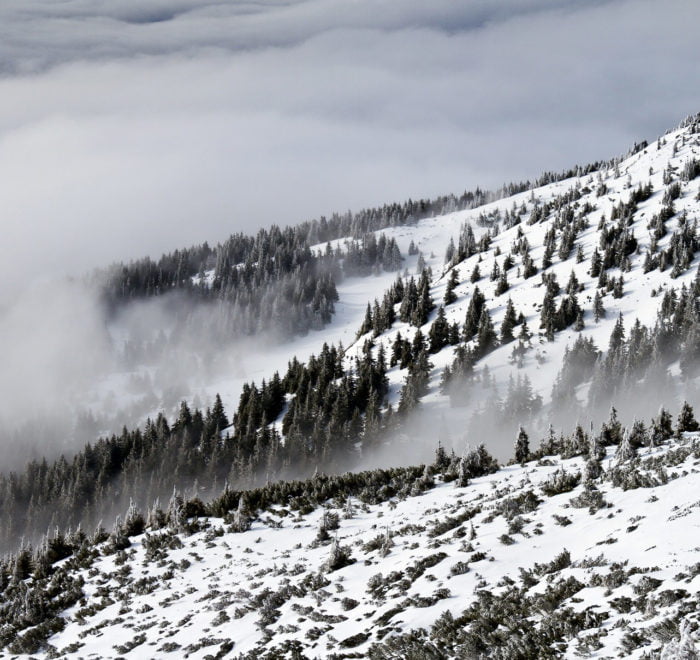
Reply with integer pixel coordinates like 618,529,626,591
20,434,700,658
67,119,700,467
8,117,700,658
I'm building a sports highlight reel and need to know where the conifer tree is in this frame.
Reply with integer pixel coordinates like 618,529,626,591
540,289,556,341
612,275,624,299
475,308,498,358
676,401,699,436
590,247,602,277
500,298,518,344
594,290,605,321
428,306,450,353
627,419,648,448
495,270,509,296
444,269,459,305
514,427,530,464
463,286,486,340
652,407,674,445
615,430,636,463
455,458,469,488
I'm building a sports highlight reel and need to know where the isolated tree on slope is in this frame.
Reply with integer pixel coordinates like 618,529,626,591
500,298,518,344
455,457,470,488
514,426,530,464
463,286,486,340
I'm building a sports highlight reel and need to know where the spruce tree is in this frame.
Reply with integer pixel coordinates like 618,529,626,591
463,286,486,340
540,289,556,341
495,270,509,296
500,298,518,344
612,275,624,299
652,407,674,445
428,306,450,353
615,430,636,463
593,290,605,321
676,401,699,436
444,269,459,305
475,308,498,358
514,427,530,464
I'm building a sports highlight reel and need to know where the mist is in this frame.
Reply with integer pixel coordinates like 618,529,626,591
0,0,699,300
0,277,283,469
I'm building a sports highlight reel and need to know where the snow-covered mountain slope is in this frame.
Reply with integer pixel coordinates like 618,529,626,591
332,116,700,453
62,113,700,466
9,432,700,659
6,115,700,660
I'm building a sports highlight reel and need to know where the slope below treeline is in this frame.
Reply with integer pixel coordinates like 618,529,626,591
3,414,700,658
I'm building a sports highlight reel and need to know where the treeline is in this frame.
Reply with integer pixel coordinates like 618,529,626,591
0,335,404,553
100,228,407,344
95,142,628,343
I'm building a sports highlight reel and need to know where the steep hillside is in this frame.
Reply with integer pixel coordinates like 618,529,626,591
337,113,700,452
3,423,700,658
3,113,700,559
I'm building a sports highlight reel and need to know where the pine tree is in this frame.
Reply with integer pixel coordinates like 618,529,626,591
540,289,556,341
325,537,353,572
522,252,537,279
590,247,602,277
500,298,518,344
428,306,450,353
463,286,486,340
229,495,251,533
514,427,530,464
210,394,230,433
475,308,498,358
583,456,602,482
615,430,636,463
676,401,699,436
612,275,624,299
448,321,461,345
444,238,456,264
652,407,674,445
608,313,625,354
601,406,623,446
628,419,648,448
412,328,426,355
444,269,459,305
594,290,605,321
495,270,509,296
455,457,469,488
358,303,373,336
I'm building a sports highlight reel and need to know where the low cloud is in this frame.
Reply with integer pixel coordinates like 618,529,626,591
0,0,698,297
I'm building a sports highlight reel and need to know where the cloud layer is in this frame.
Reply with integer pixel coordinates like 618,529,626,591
0,0,699,292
